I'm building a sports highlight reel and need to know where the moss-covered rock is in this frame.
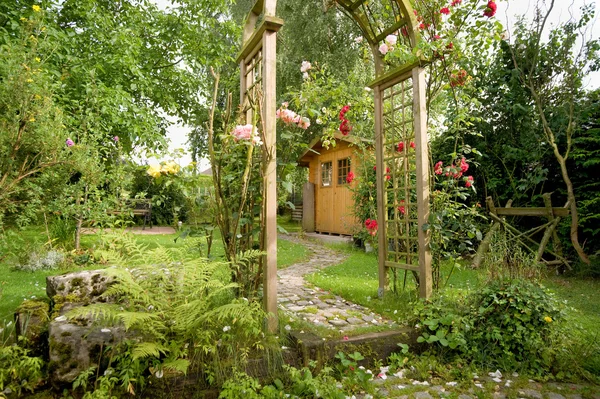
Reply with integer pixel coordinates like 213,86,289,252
14,299,50,357
46,270,114,303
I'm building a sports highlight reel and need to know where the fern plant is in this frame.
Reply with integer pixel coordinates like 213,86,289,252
67,234,270,395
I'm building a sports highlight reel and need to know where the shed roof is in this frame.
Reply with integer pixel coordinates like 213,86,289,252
297,133,372,167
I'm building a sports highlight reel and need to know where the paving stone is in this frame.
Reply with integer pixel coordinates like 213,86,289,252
519,390,543,399
458,395,473,399
329,319,348,327
362,315,375,322
316,302,329,309
546,393,566,399
347,317,364,325
287,305,306,312
321,311,335,319
493,393,506,399
430,385,445,393
296,300,310,306
413,392,433,399
325,299,337,304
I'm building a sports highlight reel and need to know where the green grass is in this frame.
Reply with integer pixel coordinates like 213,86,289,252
277,214,303,233
544,275,600,331
277,238,310,269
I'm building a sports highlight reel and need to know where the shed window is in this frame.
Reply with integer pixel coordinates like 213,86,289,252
321,162,332,187
337,158,351,185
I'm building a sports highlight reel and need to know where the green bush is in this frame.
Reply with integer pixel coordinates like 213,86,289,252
414,279,563,374
468,279,562,372
0,341,45,396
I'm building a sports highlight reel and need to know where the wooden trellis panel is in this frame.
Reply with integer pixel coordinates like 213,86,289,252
373,67,431,299
337,0,432,298
238,1,283,332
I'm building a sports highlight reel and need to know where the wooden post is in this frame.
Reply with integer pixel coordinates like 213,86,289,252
262,26,278,333
537,193,559,262
473,198,511,268
412,67,432,299
302,182,315,232
374,84,387,298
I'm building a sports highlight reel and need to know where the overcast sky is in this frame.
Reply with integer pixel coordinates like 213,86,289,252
155,0,599,168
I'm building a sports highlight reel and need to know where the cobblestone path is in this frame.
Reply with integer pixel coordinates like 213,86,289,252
277,234,394,332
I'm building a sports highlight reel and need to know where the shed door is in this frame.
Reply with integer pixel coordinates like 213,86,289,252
334,151,355,235
315,148,356,235
316,156,334,233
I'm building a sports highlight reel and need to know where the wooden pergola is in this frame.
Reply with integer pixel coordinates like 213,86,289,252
238,0,432,332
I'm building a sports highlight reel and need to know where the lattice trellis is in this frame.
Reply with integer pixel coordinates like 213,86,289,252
382,79,420,290
238,0,431,327
242,49,263,115
238,1,283,332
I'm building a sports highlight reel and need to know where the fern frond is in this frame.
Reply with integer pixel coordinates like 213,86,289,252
116,311,162,331
161,358,190,375
233,250,265,267
65,303,122,326
131,342,168,361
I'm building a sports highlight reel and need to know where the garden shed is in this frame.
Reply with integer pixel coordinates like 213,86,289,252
298,134,369,235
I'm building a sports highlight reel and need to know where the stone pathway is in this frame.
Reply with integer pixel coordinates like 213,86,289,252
278,234,394,332
350,370,600,399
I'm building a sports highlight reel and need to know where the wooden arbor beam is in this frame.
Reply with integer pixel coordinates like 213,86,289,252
239,0,282,333
352,0,431,299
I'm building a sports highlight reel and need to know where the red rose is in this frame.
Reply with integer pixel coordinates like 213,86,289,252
346,171,355,184
440,7,450,15
397,142,404,152
483,0,496,17
398,200,406,215
434,161,443,175
460,157,469,173
339,105,351,120
339,119,352,135
465,175,474,188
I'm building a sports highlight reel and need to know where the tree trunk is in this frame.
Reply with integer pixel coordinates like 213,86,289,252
553,147,590,264
75,217,82,250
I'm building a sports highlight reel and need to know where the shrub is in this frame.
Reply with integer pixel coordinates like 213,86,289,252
414,279,563,374
12,250,65,272
467,279,562,372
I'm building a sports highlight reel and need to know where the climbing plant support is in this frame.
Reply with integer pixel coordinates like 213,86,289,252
238,0,432,328
336,0,432,299
238,0,282,332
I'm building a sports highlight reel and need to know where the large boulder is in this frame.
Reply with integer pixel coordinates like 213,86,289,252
46,270,115,303
45,269,123,384
48,320,125,384
14,300,50,356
